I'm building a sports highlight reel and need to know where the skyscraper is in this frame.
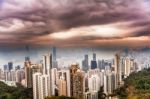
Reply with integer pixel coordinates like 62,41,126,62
70,64,84,99
24,60,32,88
51,68,58,96
42,54,53,96
114,54,122,88
91,53,97,69
88,69,101,92
25,56,30,61
25,60,41,88
15,69,25,83
8,62,13,71
52,47,56,61
10,70,16,81
124,57,131,77
33,73,42,99
70,64,80,96
39,75,51,99
104,72,116,95
82,54,89,72
85,69,101,99
58,76,67,96
3,65,7,71
93,53,96,61
72,70,84,99
33,73,51,99
42,54,52,75
58,69,71,97
52,47,58,68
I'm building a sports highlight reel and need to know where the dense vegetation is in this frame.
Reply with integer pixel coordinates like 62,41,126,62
0,82,33,99
116,68,150,99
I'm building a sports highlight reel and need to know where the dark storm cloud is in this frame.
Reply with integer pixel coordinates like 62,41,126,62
0,0,150,46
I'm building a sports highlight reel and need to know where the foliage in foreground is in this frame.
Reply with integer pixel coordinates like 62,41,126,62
0,82,33,99
116,68,150,99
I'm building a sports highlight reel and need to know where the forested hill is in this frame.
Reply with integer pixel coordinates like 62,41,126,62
0,81,33,99
116,68,150,99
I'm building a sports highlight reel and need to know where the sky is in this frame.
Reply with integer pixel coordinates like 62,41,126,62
0,0,150,67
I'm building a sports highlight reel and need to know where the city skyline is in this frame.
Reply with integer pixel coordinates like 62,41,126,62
0,48,148,99
0,46,150,69
0,46,118,68
0,0,150,99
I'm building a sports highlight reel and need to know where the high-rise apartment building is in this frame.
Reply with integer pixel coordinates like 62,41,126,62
58,69,71,97
33,73,42,99
33,73,51,99
72,70,84,99
70,64,80,96
104,71,116,95
70,64,84,99
114,54,122,88
25,60,41,88
42,54,52,75
39,75,51,99
88,74,100,92
124,57,131,77
51,68,58,96
58,76,67,96
15,69,25,83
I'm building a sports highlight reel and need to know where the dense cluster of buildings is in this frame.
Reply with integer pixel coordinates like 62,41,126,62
0,62,25,86
25,53,137,99
0,48,141,99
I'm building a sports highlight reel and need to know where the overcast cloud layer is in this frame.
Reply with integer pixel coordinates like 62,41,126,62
0,0,150,47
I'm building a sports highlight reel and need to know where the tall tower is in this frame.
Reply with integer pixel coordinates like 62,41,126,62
42,54,53,96
93,53,96,61
24,59,32,88
52,47,56,61
70,64,84,99
8,62,13,71
52,47,58,68
124,57,131,77
72,70,84,99
33,73,42,99
25,61,41,88
88,69,101,92
42,54,52,75
114,54,122,88
39,75,51,99
82,54,89,72
104,72,116,95
91,53,97,69
58,76,67,96
33,73,51,99
51,68,58,96
58,69,71,97
70,64,80,96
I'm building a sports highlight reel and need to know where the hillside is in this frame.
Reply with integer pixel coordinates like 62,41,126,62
116,68,150,99
0,81,33,99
